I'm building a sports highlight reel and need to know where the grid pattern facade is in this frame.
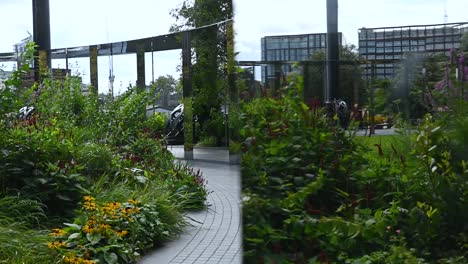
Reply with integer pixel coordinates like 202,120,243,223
261,33,342,84
359,22,468,79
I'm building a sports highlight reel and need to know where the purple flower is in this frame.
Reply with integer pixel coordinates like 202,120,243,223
434,80,445,90
450,48,455,65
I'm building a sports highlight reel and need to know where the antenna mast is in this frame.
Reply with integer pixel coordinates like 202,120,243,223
106,18,115,98
444,0,448,23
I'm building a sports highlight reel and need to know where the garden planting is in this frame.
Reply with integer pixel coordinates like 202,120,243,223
0,44,207,263
241,80,467,263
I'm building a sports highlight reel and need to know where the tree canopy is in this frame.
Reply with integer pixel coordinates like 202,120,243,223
170,0,233,143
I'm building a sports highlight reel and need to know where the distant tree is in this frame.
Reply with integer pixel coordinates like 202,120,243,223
461,32,468,52
151,75,178,107
170,0,233,136
391,52,447,119
306,44,365,106
373,78,393,115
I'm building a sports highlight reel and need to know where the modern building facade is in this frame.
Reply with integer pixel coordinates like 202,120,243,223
358,22,468,79
261,33,342,84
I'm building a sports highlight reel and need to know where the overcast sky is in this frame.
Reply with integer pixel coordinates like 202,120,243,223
235,0,468,62
1,0,468,94
0,0,184,95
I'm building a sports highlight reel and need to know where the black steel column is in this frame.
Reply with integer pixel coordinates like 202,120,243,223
303,61,313,105
136,47,145,93
89,45,98,94
32,0,51,81
227,21,240,165
274,62,281,90
326,0,339,102
182,32,193,160
369,62,376,135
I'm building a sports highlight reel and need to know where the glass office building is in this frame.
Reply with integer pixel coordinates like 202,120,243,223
359,22,468,79
261,33,342,84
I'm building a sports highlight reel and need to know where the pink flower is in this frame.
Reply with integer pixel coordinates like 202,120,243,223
396,229,401,234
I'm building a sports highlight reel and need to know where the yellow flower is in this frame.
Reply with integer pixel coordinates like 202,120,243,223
83,224,94,234
82,196,98,211
83,196,95,202
64,254,96,264
86,218,97,226
50,228,66,237
47,241,67,249
101,202,121,216
64,255,75,263
83,202,97,211
117,230,129,237
99,223,112,230
128,198,139,205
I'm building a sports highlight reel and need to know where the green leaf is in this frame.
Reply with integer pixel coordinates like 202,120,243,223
134,176,148,184
87,232,102,244
104,252,118,264
365,219,376,226
349,230,360,239
63,223,81,230
68,232,80,240
246,238,264,244
431,126,441,133
57,194,72,201
36,178,48,184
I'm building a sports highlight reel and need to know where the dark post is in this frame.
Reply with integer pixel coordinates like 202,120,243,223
369,62,376,135
32,0,51,82
403,64,410,121
274,62,281,90
326,0,339,102
182,31,193,160
89,45,98,95
65,48,69,74
136,46,146,93
303,61,313,106
227,21,240,165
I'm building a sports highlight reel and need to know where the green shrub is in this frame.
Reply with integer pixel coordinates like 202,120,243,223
241,81,468,262
75,143,114,178
142,112,167,138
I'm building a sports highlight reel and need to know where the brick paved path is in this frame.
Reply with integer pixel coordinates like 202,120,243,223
139,147,242,264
